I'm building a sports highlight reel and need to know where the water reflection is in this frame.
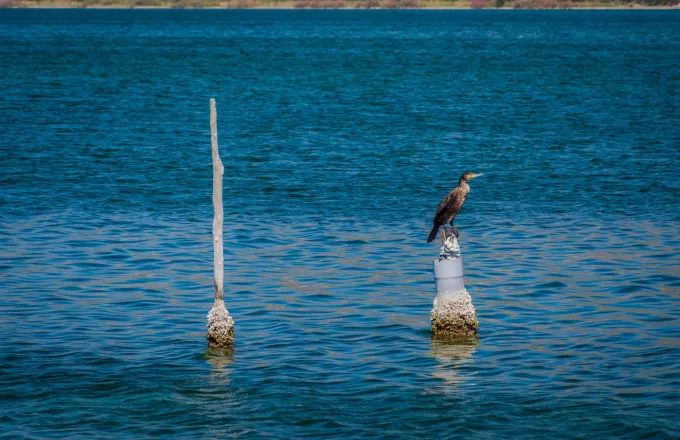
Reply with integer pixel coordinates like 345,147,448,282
429,335,478,388
204,347,234,384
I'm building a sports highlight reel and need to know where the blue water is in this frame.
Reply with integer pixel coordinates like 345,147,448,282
1,9,680,438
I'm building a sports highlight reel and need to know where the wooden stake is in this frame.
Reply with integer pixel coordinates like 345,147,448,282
210,98,224,304
206,98,234,348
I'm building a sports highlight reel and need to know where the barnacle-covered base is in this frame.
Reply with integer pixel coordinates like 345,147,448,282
430,290,478,337
206,301,235,348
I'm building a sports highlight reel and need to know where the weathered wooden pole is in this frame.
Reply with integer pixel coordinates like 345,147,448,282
430,228,478,337
206,98,235,348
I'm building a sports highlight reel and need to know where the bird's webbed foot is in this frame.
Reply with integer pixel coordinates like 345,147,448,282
444,226,459,238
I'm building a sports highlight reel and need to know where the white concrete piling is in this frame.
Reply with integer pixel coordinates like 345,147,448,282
430,229,478,337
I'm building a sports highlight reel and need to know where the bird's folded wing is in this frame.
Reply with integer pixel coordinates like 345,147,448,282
434,187,463,224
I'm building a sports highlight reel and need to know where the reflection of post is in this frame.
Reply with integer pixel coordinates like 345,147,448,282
205,348,234,383
430,228,478,337
206,98,235,348
429,335,477,387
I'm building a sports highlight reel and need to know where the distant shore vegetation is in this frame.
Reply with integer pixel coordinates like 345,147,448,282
2,0,677,9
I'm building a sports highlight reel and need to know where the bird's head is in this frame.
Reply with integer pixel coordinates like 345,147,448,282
460,172,483,184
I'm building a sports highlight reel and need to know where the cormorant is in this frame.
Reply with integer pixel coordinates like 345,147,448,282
427,172,482,243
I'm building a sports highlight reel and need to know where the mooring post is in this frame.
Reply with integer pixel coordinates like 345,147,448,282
430,228,478,337
206,98,235,348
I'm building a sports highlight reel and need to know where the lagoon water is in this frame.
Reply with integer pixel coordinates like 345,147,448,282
1,9,680,438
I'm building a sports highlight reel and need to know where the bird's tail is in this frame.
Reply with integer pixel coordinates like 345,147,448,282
427,224,440,243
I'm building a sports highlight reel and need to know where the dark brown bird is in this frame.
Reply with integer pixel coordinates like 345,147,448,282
427,172,482,243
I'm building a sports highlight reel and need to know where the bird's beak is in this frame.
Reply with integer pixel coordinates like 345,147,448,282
470,173,483,179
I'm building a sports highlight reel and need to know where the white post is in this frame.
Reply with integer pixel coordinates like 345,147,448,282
211,98,224,305
430,228,478,337
206,98,234,348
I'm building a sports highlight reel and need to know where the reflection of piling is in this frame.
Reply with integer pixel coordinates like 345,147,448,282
429,335,478,386
206,98,235,348
430,228,478,337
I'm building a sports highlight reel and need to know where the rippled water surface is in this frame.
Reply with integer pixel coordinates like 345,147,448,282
1,9,680,438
